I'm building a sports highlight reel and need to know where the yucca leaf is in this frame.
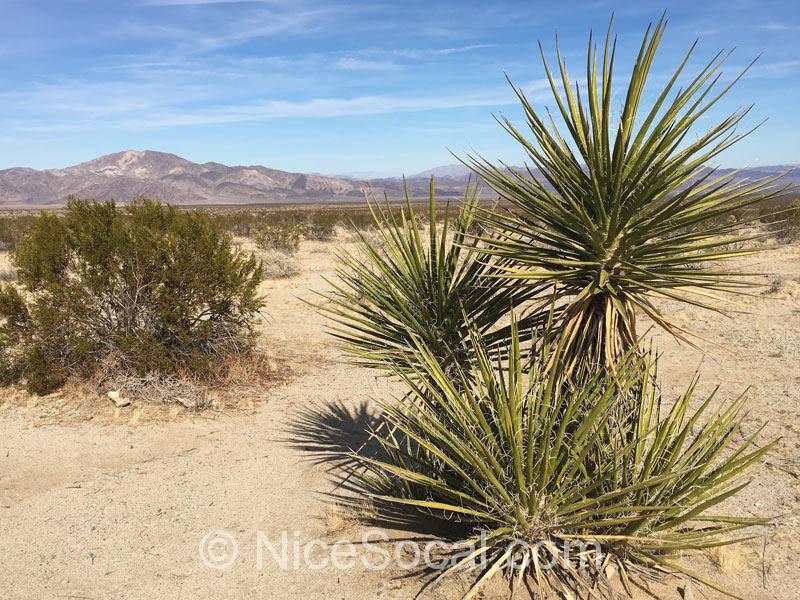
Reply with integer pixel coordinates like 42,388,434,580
466,15,790,368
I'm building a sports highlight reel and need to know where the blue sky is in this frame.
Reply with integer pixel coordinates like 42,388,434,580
0,0,798,175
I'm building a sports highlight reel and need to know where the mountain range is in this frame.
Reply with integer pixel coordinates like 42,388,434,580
0,150,796,207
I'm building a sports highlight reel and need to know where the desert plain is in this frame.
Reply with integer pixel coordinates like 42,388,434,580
1,233,798,600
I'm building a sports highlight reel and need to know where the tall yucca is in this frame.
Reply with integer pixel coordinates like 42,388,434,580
468,15,786,369
318,179,539,375
358,322,772,599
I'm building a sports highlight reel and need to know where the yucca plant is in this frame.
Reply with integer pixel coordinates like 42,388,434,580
358,321,772,599
317,178,539,375
467,16,787,369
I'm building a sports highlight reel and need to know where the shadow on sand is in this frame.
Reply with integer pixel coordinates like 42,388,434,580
283,398,470,540
283,399,385,467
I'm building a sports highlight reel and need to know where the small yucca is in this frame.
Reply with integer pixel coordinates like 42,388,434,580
357,322,772,599
317,179,540,375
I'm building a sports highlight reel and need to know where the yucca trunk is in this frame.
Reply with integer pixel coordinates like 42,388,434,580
553,290,638,371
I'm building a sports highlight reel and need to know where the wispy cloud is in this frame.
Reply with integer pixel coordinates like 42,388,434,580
194,9,337,50
0,86,525,133
141,0,278,5
335,57,403,72
757,23,800,31
0,71,567,139
747,60,800,78
392,44,497,59
125,93,518,129
120,4,343,53
0,80,211,120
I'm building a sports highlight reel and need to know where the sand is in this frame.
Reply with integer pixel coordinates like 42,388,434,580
1,237,799,599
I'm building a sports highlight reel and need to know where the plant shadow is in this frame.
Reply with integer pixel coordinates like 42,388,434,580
284,399,473,544
283,399,384,467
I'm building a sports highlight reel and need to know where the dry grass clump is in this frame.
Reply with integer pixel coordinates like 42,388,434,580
342,225,383,246
706,545,749,574
323,504,358,534
87,348,282,410
323,500,378,535
261,249,301,279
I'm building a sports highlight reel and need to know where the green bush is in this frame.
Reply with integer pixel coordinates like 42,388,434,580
0,214,36,251
0,197,264,394
303,220,336,241
760,198,800,241
253,221,302,254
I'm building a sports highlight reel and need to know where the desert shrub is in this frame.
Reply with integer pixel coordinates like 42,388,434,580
253,221,302,254
786,200,800,240
359,323,771,598
0,214,36,251
220,211,260,237
303,220,336,241
760,198,800,241
0,197,264,394
260,249,301,279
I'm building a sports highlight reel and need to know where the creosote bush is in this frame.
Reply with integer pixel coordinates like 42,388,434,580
0,197,264,394
303,220,337,241
253,221,302,254
0,213,37,251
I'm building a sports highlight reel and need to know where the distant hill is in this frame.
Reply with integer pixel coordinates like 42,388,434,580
0,150,795,207
412,164,474,179
0,151,370,206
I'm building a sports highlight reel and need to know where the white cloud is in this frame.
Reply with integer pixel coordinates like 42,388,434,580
392,44,497,59
1,88,525,133
121,4,342,52
748,60,800,78
133,92,519,127
335,57,403,72
757,23,800,31
0,72,557,133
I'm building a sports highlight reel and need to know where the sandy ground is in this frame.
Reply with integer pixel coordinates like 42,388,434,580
1,236,799,599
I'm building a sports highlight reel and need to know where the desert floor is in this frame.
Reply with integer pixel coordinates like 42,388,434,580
1,237,799,600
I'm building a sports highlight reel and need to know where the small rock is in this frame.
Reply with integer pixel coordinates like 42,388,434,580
680,582,695,600
175,396,195,409
107,389,131,407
